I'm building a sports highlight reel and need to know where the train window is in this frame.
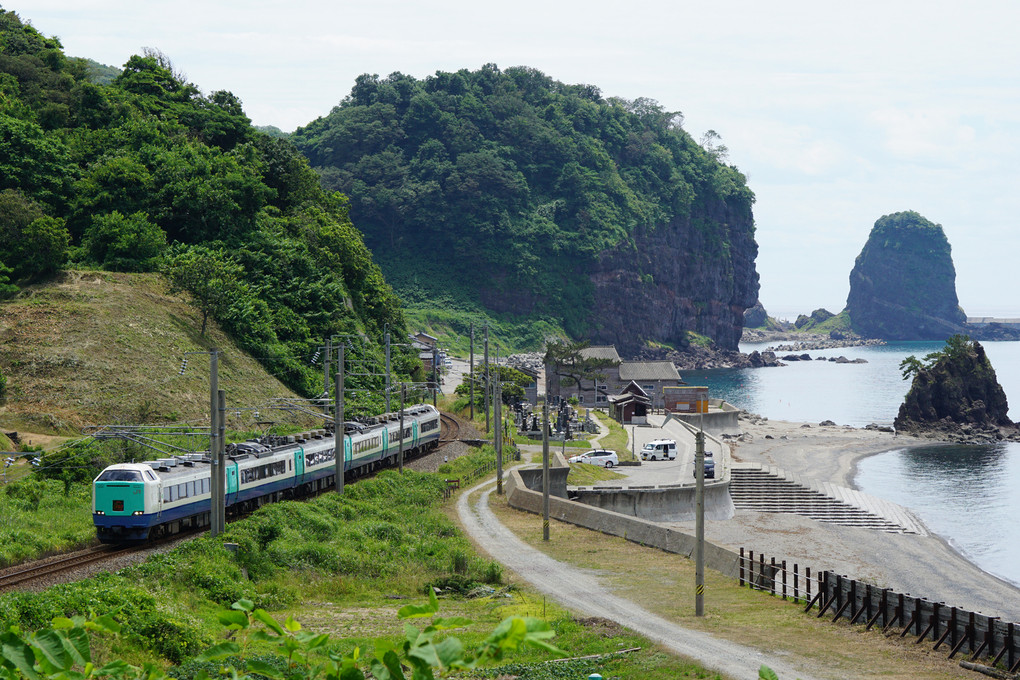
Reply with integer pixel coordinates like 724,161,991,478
306,449,335,467
168,486,177,502
178,484,187,499
188,481,196,496
163,488,171,502
201,478,210,494
145,469,158,481
97,470,143,482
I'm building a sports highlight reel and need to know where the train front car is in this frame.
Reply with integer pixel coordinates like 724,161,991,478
93,463,162,543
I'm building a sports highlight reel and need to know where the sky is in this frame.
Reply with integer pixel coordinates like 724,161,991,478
9,0,1020,319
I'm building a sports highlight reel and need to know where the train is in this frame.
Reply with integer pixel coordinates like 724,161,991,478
92,404,441,543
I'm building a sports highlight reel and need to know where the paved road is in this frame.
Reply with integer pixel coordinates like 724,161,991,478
457,479,825,680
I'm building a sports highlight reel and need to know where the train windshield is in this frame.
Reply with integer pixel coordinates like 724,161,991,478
97,469,144,482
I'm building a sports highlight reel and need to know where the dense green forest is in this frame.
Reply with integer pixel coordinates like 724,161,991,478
291,66,754,337
0,9,418,405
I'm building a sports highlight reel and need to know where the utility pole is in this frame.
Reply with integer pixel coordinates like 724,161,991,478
398,383,405,473
469,323,474,420
695,420,705,616
495,370,503,495
385,325,391,413
469,324,473,420
432,346,438,407
323,337,331,416
216,388,226,535
335,344,345,496
209,349,222,537
542,398,550,541
484,325,490,433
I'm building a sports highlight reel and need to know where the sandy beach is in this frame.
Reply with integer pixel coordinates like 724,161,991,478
667,415,1020,621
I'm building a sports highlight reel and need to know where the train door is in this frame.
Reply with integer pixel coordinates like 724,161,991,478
381,428,389,462
226,462,239,505
412,421,419,450
343,436,351,472
294,447,305,483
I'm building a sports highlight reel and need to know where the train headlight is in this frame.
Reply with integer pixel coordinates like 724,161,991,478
133,511,144,516
94,511,105,515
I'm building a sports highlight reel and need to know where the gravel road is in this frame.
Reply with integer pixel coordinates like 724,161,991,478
457,479,826,680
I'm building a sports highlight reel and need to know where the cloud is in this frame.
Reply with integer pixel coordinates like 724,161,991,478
869,108,978,160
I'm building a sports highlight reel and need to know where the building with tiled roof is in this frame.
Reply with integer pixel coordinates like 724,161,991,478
544,345,682,408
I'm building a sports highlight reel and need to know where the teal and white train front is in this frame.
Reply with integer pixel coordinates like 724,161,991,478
92,404,442,543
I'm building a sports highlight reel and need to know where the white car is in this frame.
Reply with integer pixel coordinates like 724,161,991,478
568,449,619,468
640,439,677,461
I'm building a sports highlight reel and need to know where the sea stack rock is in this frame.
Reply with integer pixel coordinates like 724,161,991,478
846,211,966,340
895,336,1017,440
743,300,769,328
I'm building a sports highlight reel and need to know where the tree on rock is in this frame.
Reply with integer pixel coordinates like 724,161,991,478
895,335,1015,434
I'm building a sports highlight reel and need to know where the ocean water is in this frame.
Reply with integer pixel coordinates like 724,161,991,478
685,340,1020,587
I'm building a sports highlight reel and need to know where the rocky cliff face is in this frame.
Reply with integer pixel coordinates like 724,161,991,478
895,338,1017,440
586,195,758,354
846,211,967,340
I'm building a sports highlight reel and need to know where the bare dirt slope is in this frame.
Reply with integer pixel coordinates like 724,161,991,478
0,270,302,436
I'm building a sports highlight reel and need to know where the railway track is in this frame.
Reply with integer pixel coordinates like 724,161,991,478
4,413,468,592
0,545,137,591
439,413,461,443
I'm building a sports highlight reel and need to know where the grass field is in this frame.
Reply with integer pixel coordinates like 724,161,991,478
484,489,978,680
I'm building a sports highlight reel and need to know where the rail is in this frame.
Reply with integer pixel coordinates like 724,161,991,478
0,545,135,591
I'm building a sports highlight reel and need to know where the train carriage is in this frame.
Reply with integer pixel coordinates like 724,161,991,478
92,404,442,543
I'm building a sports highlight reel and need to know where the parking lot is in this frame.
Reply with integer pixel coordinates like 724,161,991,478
595,414,727,487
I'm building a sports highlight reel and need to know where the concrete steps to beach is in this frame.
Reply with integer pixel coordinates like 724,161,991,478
729,464,927,535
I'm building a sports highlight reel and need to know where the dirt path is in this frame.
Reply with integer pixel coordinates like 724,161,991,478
456,479,825,680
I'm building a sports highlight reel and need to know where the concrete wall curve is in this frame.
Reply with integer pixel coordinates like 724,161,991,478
505,467,741,578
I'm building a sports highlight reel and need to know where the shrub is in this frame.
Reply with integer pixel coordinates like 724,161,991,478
83,210,167,271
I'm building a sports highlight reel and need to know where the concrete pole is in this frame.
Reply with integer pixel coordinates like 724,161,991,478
323,337,331,416
542,399,550,541
209,349,221,537
432,346,438,407
385,327,391,413
495,374,503,495
695,427,705,616
398,383,405,474
484,326,490,433
469,323,474,420
335,345,344,495
216,388,226,535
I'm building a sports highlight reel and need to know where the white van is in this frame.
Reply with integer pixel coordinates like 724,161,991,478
640,439,677,461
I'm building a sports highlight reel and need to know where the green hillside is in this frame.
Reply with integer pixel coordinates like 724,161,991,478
292,66,756,345
0,8,417,407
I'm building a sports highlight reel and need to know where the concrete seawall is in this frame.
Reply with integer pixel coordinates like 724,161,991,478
506,466,741,578
569,480,735,522
672,399,740,436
